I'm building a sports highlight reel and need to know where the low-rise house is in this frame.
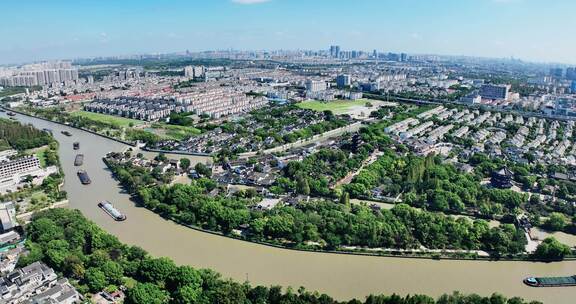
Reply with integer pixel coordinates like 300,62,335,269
0,202,18,233
0,262,59,302
23,278,81,304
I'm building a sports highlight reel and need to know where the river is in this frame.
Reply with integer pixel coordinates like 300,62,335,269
2,111,575,304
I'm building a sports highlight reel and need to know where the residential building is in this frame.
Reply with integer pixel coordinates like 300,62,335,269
305,80,326,92
336,74,351,88
480,84,511,100
0,202,17,232
0,262,58,302
24,278,81,304
0,62,78,87
184,66,194,78
461,94,481,104
0,152,59,195
345,92,363,100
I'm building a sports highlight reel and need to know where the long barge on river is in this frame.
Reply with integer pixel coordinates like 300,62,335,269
524,275,576,287
74,154,84,166
77,170,91,185
98,201,126,221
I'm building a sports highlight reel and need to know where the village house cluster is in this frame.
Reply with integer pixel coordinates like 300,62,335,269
0,262,81,303
103,151,205,180
385,106,576,167
154,105,353,154
84,88,268,121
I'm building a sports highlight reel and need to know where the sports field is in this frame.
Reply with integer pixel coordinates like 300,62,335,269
296,99,376,114
70,111,144,128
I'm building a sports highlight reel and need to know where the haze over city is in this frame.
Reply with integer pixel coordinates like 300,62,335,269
1,0,576,64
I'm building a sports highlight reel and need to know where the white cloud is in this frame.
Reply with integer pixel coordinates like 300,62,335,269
99,32,109,44
410,33,422,40
232,0,271,4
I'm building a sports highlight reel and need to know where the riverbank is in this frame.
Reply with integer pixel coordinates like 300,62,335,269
116,192,576,262
1,106,137,147
3,110,576,304
16,199,69,223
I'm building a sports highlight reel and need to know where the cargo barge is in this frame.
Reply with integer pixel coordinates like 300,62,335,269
73,142,80,150
524,275,576,287
77,170,91,185
61,130,72,136
98,201,126,221
74,154,84,166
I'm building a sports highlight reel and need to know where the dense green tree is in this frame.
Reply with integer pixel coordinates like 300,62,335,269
137,257,177,285
195,162,212,177
100,261,124,285
0,118,53,150
532,237,572,261
166,266,203,292
179,158,191,171
544,213,568,231
84,268,108,292
125,282,169,304
296,176,310,195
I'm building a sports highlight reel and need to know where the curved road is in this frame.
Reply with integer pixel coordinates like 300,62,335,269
2,111,575,303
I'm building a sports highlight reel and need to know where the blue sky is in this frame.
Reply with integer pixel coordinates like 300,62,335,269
1,0,575,64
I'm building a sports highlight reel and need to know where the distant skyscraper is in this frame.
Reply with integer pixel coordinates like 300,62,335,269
184,66,194,78
400,53,408,62
566,67,576,80
550,68,564,78
388,53,400,61
572,80,576,93
336,74,351,88
329,45,341,58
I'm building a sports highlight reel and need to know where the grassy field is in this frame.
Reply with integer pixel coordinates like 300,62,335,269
0,139,11,152
70,111,144,128
35,147,48,168
296,99,375,114
150,123,202,140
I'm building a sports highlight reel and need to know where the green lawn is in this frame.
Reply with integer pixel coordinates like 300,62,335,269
0,139,11,152
150,123,202,140
35,147,48,168
296,99,375,114
70,111,144,128
0,86,41,98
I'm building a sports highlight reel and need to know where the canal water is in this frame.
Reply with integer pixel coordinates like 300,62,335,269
2,111,575,303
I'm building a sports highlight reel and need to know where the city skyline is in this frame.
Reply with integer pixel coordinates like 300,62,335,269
1,0,576,65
